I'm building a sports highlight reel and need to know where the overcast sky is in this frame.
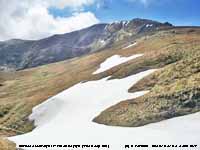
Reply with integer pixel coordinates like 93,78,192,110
0,0,199,41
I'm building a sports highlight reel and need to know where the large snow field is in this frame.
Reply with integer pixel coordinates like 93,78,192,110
9,54,200,149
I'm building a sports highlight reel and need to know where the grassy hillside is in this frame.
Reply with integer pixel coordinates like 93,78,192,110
0,27,200,148
93,28,200,126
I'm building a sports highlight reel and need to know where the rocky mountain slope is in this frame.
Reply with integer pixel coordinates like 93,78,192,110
0,18,172,71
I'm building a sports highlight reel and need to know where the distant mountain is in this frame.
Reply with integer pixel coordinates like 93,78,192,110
0,18,173,71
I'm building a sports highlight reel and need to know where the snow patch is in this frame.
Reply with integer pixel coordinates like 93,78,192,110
93,54,142,74
125,21,130,26
122,21,126,26
104,25,108,30
99,40,106,45
122,42,137,49
146,24,153,28
121,21,130,27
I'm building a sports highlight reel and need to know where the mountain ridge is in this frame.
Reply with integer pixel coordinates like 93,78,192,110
0,18,173,71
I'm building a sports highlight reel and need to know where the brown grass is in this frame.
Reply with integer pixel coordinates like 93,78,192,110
0,138,15,150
